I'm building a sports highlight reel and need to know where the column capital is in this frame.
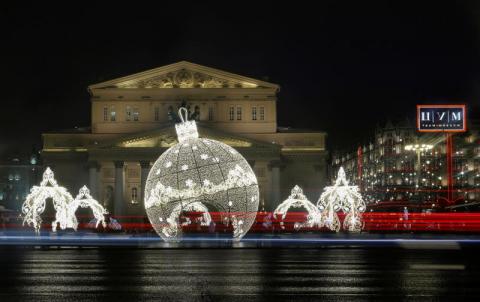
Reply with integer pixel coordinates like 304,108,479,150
140,161,151,169
114,161,124,168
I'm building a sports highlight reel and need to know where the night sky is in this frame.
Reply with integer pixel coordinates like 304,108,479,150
1,1,480,156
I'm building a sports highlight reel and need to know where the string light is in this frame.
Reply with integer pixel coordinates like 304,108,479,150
22,167,108,234
273,185,321,231
145,108,259,242
22,167,75,233
317,167,366,232
68,186,108,231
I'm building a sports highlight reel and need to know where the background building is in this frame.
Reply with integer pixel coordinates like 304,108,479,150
42,61,328,218
0,149,40,211
331,118,480,211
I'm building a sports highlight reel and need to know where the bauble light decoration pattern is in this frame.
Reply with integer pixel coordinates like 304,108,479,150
144,108,259,242
273,185,321,231
317,167,366,232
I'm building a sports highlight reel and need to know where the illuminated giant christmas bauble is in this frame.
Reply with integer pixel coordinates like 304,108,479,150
144,108,259,242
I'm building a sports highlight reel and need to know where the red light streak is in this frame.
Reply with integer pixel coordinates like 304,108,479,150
4,212,480,234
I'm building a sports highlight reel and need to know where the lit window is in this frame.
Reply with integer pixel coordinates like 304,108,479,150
236,106,242,120
229,106,234,121
126,106,132,121
260,106,265,120
208,106,214,121
110,106,116,121
252,106,257,121
133,107,139,121
131,187,138,204
103,107,108,121
154,106,160,121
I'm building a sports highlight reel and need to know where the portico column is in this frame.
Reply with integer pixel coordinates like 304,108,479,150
88,161,100,199
313,163,325,201
114,161,124,218
268,160,282,210
140,161,151,203
96,163,102,200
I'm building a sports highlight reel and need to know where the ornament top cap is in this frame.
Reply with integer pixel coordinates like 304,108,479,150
175,107,199,143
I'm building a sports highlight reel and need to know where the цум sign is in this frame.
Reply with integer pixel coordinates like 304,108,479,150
417,105,466,132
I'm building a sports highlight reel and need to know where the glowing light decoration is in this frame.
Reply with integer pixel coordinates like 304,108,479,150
317,167,366,232
145,108,259,242
161,202,212,238
21,167,75,234
22,167,109,234
68,186,108,231
273,185,321,230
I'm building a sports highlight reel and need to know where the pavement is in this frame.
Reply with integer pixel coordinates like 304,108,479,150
1,245,480,301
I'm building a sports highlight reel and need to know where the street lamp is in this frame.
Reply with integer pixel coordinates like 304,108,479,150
405,144,433,192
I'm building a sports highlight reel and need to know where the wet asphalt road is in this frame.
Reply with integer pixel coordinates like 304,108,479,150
0,246,479,301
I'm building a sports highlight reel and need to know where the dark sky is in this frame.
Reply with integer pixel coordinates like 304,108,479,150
1,1,480,156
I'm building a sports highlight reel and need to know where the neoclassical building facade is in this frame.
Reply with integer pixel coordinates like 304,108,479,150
42,61,327,217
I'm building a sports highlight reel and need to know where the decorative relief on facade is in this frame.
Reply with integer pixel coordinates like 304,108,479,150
120,133,253,148
127,168,140,179
121,135,178,148
116,69,257,89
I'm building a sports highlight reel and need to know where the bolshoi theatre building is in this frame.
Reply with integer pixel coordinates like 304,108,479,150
42,61,327,217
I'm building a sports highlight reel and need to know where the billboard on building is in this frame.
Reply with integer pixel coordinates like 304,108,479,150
417,104,466,132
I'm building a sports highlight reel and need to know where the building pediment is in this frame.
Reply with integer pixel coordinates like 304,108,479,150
89,61,279,90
